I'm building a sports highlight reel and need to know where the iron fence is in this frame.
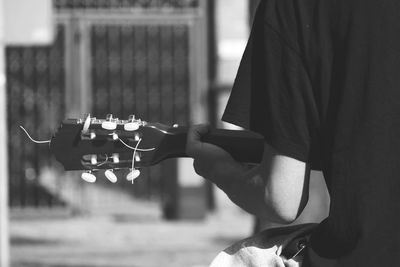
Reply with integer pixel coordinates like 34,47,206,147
6,0,208,208
7,25,66,207
54,0,199,10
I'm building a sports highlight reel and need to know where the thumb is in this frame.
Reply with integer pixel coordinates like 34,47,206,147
186,124,210,157
188,124,210,141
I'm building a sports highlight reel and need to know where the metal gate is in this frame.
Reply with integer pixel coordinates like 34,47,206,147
7,25,67,207
7,0,208,208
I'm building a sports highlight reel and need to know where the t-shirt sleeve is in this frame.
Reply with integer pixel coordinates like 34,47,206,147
222,2,322,169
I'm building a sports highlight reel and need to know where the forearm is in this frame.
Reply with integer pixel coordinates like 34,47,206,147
186,126,308,224
213,164,290,224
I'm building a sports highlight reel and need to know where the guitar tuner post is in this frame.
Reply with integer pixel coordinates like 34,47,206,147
134,133,141,141
112,153,120,163
106,114,113,121
111,132,119,140
128,114,136,121
83,154,102,165
80,131,97,140
90,155,98,165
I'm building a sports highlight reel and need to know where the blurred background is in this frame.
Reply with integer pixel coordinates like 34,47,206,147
0,0,330,266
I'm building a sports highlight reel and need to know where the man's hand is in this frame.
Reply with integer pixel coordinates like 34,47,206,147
185,124,277,220
185,124,246,186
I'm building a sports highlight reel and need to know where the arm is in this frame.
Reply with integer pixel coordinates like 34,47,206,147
186,124,310,224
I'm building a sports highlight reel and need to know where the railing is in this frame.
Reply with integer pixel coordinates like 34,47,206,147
54,0,200,10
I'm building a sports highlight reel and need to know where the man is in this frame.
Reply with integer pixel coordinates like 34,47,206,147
186,0,400,266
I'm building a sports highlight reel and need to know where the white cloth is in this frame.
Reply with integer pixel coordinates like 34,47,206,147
209,224,318,267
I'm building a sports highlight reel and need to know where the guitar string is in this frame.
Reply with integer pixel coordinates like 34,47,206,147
96,155,109,167
111,135,151,183
117,138,155,152
19,126,51,144
20,125,155,152
131,138,142,184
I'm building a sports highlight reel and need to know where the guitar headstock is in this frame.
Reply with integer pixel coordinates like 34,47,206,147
50,114,187,183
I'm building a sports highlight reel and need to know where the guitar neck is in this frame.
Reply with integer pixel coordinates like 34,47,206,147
160,126,265,164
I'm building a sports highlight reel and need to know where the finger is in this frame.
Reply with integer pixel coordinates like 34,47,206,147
192,160,203,176
193,159,213,179
187,124,210,142
282,256,303,267
186,124,210,157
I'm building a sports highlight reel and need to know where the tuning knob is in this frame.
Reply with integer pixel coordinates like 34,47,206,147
124,122,140,131
127,169,141,183
124,115,140,131
105,169,118,183
82,114,91,133
81,171,96,183
102,114,117,130
102,121,117,130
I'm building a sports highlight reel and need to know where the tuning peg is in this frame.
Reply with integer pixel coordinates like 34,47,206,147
102,121,117,130
89,132,96,140
111,132,119,140
124,115,140,131
124,122,140,131
127,169,141,183
112,153,120,163
105,169,118,183
134,133,141,141
90,155,98,165
102,114,117,130
81,171,96,183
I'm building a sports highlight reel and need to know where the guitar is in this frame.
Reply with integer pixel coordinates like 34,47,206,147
49,114,264,183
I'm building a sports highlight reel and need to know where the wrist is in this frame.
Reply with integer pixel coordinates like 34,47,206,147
210,160,246,190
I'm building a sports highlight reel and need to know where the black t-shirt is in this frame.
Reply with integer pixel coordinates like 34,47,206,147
222,0,400,264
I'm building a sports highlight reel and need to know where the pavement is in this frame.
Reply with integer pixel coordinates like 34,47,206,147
10,193,254,267
9,172,329,267
9,165,328,267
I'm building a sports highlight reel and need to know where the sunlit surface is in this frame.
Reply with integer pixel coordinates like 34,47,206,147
11,194,253,267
